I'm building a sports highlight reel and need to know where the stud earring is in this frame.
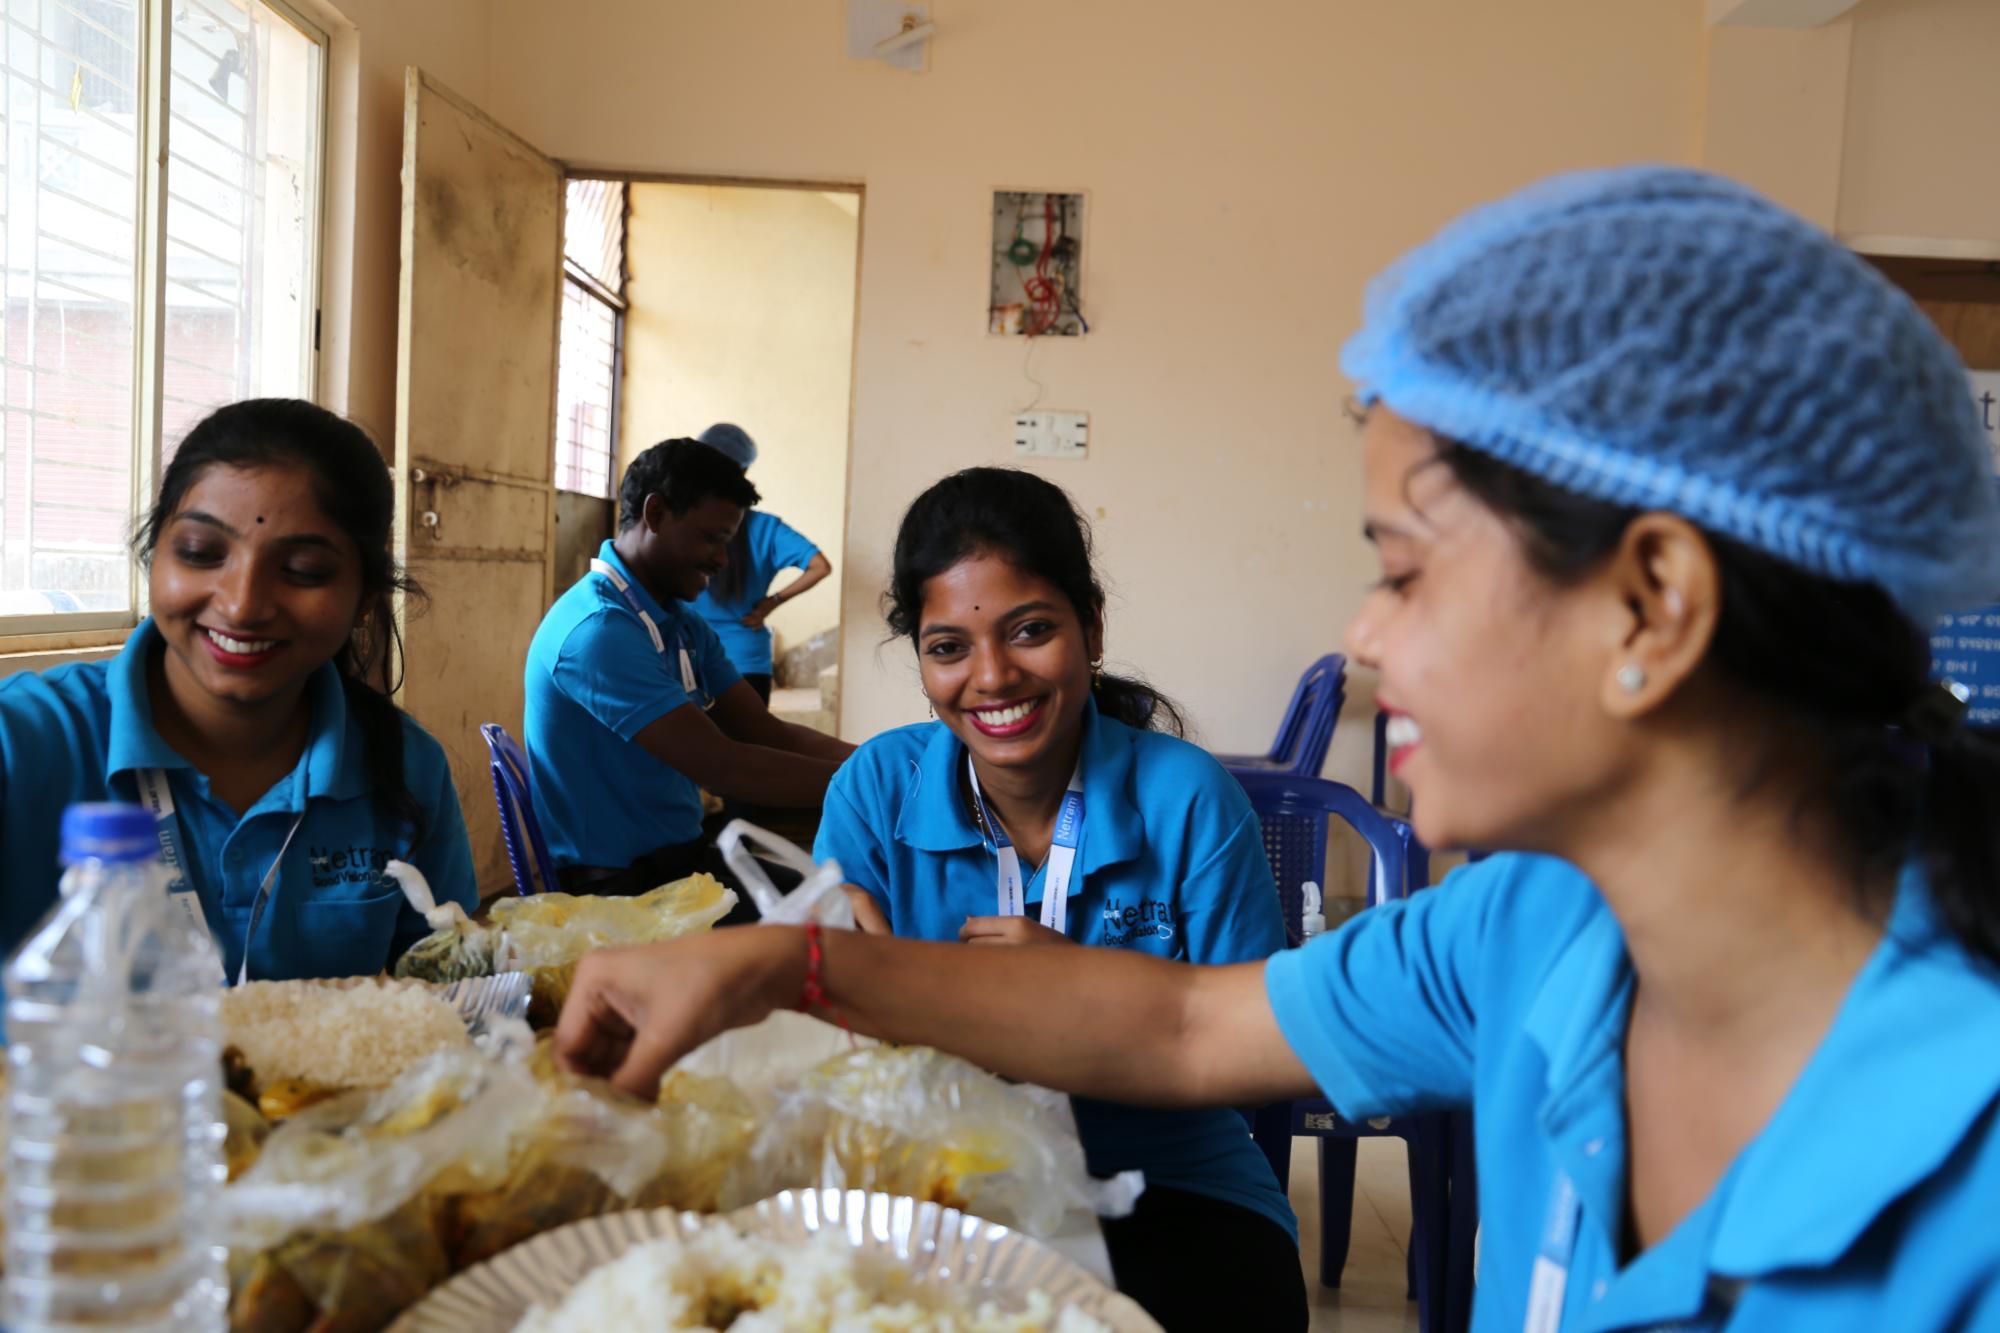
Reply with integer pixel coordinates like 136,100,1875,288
1616,664,1647,694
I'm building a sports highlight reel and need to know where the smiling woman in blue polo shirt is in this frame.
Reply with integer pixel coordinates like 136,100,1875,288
0,399,476,982
813,468,1303,1333
561,168,2000,1332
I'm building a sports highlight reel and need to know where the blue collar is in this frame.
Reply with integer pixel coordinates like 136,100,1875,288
893,699,1144,878
104,619,368,809
1521,861,2000,1294
1710,864,2000,1274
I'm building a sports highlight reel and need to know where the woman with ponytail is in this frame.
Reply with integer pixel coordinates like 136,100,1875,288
0,398,476,981
562,169,2000,1329
811,466,1303,1331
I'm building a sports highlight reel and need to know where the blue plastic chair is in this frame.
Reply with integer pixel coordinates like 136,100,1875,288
1232,771,1462,1331
1214,654,1347,777
481,722,559,896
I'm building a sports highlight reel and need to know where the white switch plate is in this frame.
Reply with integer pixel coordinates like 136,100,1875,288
1014,410,1088,459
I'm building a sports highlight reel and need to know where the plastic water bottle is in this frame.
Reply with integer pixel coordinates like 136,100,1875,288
1299,880,1326,943
3,803,227,1331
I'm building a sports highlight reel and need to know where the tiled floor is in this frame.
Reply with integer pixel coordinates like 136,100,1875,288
1291,1136,1425,1333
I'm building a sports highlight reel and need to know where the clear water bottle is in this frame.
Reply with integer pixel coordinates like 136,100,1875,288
3,803,227,1332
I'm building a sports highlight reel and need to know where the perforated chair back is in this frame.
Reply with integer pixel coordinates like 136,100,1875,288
481,722,559,896
1233,771,1413,943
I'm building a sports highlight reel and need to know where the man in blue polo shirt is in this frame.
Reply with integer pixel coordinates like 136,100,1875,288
524,439,852,904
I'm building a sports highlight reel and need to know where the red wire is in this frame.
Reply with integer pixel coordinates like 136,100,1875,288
1023,195,1061,336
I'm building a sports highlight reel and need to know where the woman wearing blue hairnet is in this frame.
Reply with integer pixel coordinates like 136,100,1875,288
688,423,834,703
556,169,2000,1331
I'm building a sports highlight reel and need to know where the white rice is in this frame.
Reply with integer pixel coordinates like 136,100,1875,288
220,978,470,1089
513,1226,1111,1333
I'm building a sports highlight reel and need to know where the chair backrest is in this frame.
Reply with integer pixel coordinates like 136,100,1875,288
481,722,560,896
1266,654,1347,775
1233,771,1416,946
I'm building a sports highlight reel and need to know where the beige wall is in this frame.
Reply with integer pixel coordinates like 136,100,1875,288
1837,0,2000,251
618,184,858,660
293,0,494,443
1702,22,1854,229
1703,0,2000,255
483,0,1705,779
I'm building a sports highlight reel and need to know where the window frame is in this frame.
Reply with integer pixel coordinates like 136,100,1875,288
554,175,627,501
0,0,330,651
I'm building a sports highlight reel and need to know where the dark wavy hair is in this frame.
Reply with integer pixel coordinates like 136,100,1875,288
618,439,759,532
1435,437,2000,967
136,399,430,846
885,468,1185,736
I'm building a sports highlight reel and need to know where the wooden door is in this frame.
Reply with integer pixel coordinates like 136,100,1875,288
394,69,562,894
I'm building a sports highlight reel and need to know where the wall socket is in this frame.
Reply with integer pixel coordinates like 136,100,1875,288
1013,410,1088,459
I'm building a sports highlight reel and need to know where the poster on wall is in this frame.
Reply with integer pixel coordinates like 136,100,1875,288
1929,370,2000,728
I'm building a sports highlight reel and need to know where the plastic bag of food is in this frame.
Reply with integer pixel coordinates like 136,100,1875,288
490,873,738,1022
435,1036,760,1269
227,1195,447,1333
221,1035,539,1332
439,1041,663,1268
223,1090,271,1182
729,1046,1141,1237
222,1039,535,1252
384,860,505,983
627,1068,761,1214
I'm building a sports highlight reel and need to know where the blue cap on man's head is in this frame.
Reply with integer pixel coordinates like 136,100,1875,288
697,423,757,471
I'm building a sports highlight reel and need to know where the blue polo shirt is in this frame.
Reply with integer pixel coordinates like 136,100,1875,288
1268,852,2000,1331
816,703,1297,1242
525,541,742,870
0,621,478,984
691,511,821,676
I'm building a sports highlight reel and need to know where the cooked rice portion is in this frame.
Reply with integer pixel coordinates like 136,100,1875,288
513,1226,1113,1333
221,978,470,1089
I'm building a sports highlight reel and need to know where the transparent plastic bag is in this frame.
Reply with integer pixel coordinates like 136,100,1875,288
221,1037,539,1332
717,819,854,928
395,873,738,1024
491,873,738,1023
220,1039,536,1254
729,1045,1141,1238
439,1039,760,1268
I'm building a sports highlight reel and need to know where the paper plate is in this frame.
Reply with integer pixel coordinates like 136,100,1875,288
387,1189,1159,1332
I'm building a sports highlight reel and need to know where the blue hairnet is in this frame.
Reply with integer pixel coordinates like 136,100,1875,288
696,422,757,471
1341,166,2000,623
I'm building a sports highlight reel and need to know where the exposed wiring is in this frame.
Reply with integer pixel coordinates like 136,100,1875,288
1018,334,1047,412
1020,194,1061,337
996,192,1085,338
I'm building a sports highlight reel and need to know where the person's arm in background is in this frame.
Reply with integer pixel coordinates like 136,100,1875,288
634,700,841,807
743,552,832,631
710,680,852,764
551,611,840,808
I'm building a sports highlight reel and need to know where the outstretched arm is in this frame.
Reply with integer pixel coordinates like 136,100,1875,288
554,924,1316,1106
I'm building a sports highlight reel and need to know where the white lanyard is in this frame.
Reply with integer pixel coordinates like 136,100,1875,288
590,557,710,708
133,767,306,986
966,756,1085,934
1523,1170,1581,1333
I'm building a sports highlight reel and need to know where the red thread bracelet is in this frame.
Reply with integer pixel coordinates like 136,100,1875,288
795,921,852,1036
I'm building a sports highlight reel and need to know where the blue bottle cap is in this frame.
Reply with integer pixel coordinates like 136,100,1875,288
60,803,159,865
